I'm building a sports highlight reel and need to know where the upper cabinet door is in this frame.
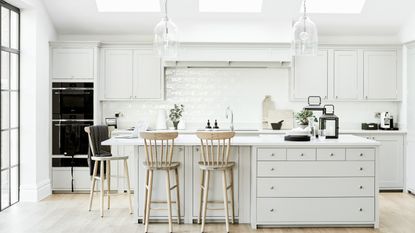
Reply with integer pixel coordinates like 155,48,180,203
133,52,163,99
52,48,94,80
364,51,398,100
293,50,328,100
334,50,359,100
103,49,133,99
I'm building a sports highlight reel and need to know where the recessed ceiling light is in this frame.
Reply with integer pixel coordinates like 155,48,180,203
300,0,366,14
199,0,263,13
95,0,160,12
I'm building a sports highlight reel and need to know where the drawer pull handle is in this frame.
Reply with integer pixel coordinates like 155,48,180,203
270,209,275,212
271,168,275,171
271,153,275,157
359,208,363,212
330,153,334,157
300,153,304,157
360,167,364,171
360,153,364,157
360,186,363,189
270,186,275,190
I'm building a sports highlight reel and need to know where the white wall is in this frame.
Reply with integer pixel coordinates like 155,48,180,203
15,0,57,202
400,14,415,43
102,67,400,131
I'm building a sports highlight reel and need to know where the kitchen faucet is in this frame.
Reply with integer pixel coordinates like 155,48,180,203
226,106,234,131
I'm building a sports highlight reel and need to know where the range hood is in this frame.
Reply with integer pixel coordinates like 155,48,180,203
163,43,292,68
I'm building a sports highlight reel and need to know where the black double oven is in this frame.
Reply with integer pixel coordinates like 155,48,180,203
52,82,93,191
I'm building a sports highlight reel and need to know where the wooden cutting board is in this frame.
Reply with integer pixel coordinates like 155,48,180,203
267,110,294,130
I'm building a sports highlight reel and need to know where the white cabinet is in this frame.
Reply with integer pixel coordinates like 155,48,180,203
52,167,90,192
292,50,328,99
51,48,94,80
110,145,136,192
103,50,133,99
363,51,398,100
362,134,404,190
334,50,360,100
406,45,415,193
102,49,163,100
252,146,378,228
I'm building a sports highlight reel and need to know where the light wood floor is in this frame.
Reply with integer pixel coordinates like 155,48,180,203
0,192,414,233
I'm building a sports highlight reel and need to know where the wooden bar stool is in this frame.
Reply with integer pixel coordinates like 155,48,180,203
85,126,132,217
140,131,181,233
196,131,236,233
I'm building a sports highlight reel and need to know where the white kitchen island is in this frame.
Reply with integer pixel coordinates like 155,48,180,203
102,134,380,229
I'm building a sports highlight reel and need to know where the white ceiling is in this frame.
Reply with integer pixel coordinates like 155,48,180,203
41,0,415,41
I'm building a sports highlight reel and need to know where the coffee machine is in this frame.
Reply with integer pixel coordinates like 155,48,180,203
380,112,393,130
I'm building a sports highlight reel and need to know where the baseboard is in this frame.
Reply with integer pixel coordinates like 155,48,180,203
20,179,52,202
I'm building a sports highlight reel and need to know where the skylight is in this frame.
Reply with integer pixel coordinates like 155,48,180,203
199,0,263,13
95,0,160,12
301,0,366,14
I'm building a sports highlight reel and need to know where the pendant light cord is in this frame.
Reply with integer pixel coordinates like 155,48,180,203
303,0,307,33
164,0,168,19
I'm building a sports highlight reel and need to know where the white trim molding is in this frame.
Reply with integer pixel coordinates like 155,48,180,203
20,179,52,202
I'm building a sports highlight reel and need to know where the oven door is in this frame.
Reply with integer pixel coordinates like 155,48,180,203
52,89,94,120
52,120,94,156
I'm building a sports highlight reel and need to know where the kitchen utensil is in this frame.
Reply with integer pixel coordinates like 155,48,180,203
271,120,284,130
268,110,294,130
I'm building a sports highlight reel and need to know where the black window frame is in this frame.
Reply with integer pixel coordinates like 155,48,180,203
0,0,20,211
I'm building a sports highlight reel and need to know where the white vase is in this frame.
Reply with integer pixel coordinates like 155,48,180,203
156,109,167,130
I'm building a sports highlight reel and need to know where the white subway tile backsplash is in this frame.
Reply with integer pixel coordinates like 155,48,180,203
102,68,400,130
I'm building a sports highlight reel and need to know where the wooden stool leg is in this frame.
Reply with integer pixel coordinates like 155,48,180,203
107,161,111,210
198,170,205,224
174,168,181,224
143,169,149,224
222,170,230,233
229,168,235,224
124,159,133,214
166,170,173,233
201,170,210,233
88,160,98,211
100,161,105,217
144,170,153,233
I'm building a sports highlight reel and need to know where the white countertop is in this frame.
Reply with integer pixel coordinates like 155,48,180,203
102,134,380,147
112,128,406,136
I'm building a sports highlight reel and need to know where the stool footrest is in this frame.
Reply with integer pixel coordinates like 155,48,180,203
169,185,177,190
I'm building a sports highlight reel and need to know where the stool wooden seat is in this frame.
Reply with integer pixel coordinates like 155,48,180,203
85,127,132,217
196,131,236,233
140,131,181,233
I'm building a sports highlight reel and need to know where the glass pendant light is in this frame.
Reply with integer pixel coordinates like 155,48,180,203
292,0,318,56
154,0,179,58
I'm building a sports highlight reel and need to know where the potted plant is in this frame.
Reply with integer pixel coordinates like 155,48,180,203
169,104,184,130
295,109,314,128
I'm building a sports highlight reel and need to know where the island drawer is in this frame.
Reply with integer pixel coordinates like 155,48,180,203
317,148,346,160
256,197,374,223
257,177,375,197
257,161,375,177
257,148,286,161
287,149,316,160
346,149,375,161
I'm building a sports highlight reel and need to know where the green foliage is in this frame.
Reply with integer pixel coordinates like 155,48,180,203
295,109,314,125
169,104,184,122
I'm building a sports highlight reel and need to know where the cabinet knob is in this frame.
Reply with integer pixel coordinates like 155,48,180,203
360,153,364,157
270,186,275,190
300,153,304,157
196,148,199,152
271,153,275,157
270,209,275,212
360,167,364,171
360,186,363,189
324,96,327,99
270,168,275,171
330,153,334,157
365,96,368,99
359,208,363,212
335,96,338,99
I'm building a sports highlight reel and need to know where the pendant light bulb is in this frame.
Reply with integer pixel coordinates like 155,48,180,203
154,0,179,58
292,0,318,56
